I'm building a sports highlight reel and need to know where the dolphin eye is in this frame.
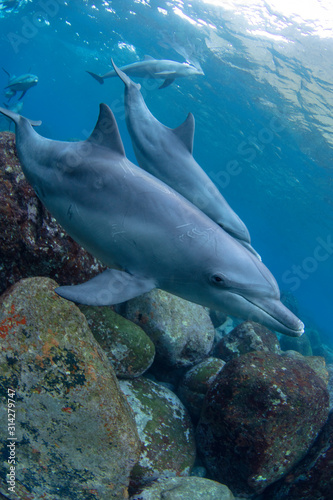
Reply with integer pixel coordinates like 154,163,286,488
210,273,227,286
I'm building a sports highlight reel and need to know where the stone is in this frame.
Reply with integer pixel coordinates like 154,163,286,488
328,364,333,409
0,132,106,296
282,351,329,384
120,289,215,368
0,277,141,500
263,410,333,500
177,357,226,423
130,476,234,499
79,306,155,378
119,377,196,491
196,351,329,497
214,321,280,362
279,332,313,356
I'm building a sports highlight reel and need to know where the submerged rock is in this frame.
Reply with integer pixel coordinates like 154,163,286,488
0,277,141,500
263,410,333,499
177,357,226,423
120,289,215,368
282,350,328,384
79,305,155,378
0,132,106,295
130,476,234,499
119,377,196,490
196,351,329,497
279,332,313,356
214,321,280,362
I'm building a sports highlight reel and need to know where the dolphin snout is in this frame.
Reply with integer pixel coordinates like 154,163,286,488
253,296,304,337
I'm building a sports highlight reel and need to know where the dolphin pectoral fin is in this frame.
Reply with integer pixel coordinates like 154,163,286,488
19,90,27,101
159,78,175,89
2,67,10,77
86,71,104,84
55,269,156,306
172,112,195,154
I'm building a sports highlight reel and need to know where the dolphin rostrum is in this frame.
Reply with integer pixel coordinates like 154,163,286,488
87,55,204,89
111,60,259,257
2,68,38,101
0,104,304,337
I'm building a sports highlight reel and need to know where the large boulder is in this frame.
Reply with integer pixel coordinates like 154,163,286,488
196,351,329,497
120,289,215,368
119,377,196,491
263,410,333,499
0,132,106,296
0,277,141,500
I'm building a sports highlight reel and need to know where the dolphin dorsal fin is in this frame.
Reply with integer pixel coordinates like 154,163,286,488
87,103,125,156
144,55,155,61
172,112,195,154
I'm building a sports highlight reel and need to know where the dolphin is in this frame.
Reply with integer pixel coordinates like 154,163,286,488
87,55,204,89
2,68,38,101
1,101,24,131
0,104,304,337
111,60,259,257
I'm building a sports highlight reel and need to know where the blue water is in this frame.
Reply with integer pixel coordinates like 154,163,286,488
0,0,332,342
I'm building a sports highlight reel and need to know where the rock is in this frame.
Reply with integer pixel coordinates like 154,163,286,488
214,321,280,362
130,476,234,499
282,351,328,384
120,289,215,368
209,309,228,328
79,306,155,378
0,132,106,296
328,364,333,409
262,410,333,500
119,377,196,490
279,332,313,356
196,351,329,497
0,277,141,500
177,357,226,423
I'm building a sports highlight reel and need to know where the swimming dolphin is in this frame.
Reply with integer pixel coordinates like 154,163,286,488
2,68,38,101
87,55,204,89
0,104,304,337
111,60,259,257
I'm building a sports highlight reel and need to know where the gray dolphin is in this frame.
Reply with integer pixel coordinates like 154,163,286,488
87,55,204,89
3,68,38,101
0,104,304,337
111,60,259,257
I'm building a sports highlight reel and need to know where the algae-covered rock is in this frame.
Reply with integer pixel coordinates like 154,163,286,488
130,476,234,499
263,410,333,500
0,277,140,500
79,305,155,378
214,321,280,362
282,350,328,384
196,351,329,497
121,289,215,368
178,357,226,423
119,377,196,490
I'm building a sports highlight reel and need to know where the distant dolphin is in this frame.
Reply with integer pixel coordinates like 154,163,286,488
87,55,204,89
0,104,304,337
2,68,38,101
112,60,259,257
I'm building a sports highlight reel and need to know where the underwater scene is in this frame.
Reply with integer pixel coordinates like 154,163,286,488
0,0,332,499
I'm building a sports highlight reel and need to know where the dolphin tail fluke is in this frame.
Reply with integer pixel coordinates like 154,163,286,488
111,59,141,90
159,78,175,89
0,106,41,127
86,70,105,84
55,268,156,306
